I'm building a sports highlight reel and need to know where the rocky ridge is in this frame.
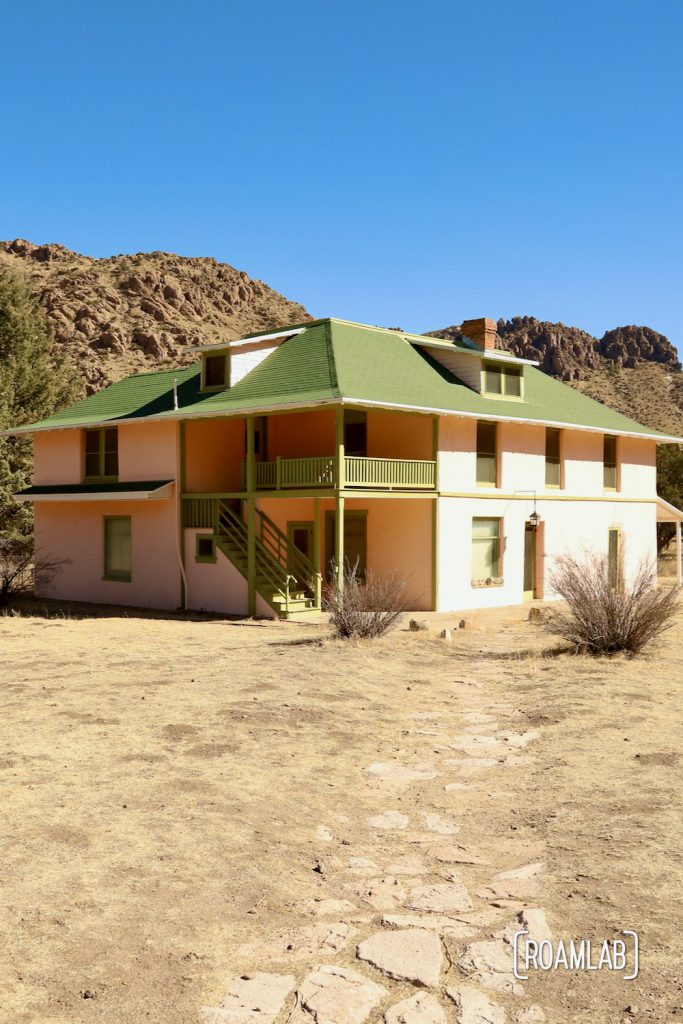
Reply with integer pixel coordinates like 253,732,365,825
1,239,681,434
428,316,680,383
0,239,311,393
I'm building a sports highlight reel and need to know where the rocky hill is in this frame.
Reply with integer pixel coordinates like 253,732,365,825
429,316,683,436
0,239,311,393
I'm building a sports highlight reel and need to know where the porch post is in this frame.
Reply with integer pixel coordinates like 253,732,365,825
677,520,682,587
178,420,187,610
335,407,345,588
335,493,345,589
314,498,323,606
246,416,256,616
335,406,346,490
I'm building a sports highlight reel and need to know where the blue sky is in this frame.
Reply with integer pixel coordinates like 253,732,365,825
2,1,682,345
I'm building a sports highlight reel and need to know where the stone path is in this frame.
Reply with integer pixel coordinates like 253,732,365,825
201,676,552,1024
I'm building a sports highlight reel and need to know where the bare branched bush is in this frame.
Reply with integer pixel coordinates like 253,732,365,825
546,551,679,656
0,536,66,607
323,562,409,639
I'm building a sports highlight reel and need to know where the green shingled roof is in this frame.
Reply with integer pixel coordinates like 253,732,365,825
5,318,680,440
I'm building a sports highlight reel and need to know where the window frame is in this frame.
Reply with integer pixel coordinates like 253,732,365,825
482,361,524,400
607,526,622,590
545,427,562,489
603,435,618,491
84,427,119,482
201,351,230,392
476,420,499,488
195,533,217,563
103,515,132,582
471,516,504,586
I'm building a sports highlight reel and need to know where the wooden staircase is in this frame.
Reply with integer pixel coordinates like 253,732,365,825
215,501,321,618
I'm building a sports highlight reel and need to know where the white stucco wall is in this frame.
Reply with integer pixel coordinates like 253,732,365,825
435,417,659,611
436,496,657,612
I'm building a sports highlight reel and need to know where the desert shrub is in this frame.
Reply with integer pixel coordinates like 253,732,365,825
546,551,679,656
323,562,409,639
0,535,65,607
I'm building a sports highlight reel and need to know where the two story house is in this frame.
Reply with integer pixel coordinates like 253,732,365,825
7,316,683,617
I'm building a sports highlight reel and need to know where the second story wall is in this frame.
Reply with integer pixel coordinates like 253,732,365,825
185,418,244,493
119,421,177,481
437,415,658,500
268,409,336,459
33,420,178,486
34,430,82,485
366,409,433,461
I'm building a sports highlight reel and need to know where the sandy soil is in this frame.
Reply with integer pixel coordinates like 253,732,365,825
0,601,682,1023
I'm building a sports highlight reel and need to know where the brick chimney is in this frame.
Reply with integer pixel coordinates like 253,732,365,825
461,317,497,352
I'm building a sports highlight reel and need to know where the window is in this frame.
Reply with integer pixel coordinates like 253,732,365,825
85,427,118,480
604,435,618,490
202,353,228,390
195,534,216,563
483,361,522,398
476,421,498,486
472,518,502,583
545,428,562,487
104,517,132,581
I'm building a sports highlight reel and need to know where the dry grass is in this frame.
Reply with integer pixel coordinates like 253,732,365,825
0,603,682,1023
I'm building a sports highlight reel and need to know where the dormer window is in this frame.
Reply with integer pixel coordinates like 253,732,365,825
201,351,229,391
483,361,522,398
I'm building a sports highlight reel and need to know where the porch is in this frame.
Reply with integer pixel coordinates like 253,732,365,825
247,455,437,491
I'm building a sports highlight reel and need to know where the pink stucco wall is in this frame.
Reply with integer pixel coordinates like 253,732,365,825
34,421,179,485
268,409,336,459
35,497,181,610
184,528,273,617
34,431,82,484
367,409,433,460
185,417,245,493
257,495,433,610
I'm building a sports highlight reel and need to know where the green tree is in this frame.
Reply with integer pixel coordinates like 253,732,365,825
0,266,80,539
657,443,683,552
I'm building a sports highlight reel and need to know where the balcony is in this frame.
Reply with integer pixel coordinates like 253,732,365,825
246,455,437,491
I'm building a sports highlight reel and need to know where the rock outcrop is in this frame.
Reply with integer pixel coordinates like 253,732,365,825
0,239,311,393
428,315,681,382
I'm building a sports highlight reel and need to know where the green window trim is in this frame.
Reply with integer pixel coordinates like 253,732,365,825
608,527,622,590
482,362,524,400
476,420,498,487
471,516,503,584
84,427,119,482
201,351,230,392
103,515,132,582
195,533,217,563
545,427,562,488
604,435,618,491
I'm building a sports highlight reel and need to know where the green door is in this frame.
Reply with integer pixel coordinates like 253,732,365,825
287,521,313,572
523,523,536,600
325,511,367,581
608,528,621,589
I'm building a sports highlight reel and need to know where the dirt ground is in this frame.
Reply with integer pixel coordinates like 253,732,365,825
1,598,682,1024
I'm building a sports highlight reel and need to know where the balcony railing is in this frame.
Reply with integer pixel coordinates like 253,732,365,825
246,455,436,491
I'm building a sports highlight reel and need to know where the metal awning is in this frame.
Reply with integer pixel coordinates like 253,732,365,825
656,495,683,586
656,495,683,522
14,480,175,503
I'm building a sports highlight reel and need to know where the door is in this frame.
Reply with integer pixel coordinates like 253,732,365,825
608,527,621,589
344,411,367,457
523,523,537,600
287,521,314,573
325,511,367,581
